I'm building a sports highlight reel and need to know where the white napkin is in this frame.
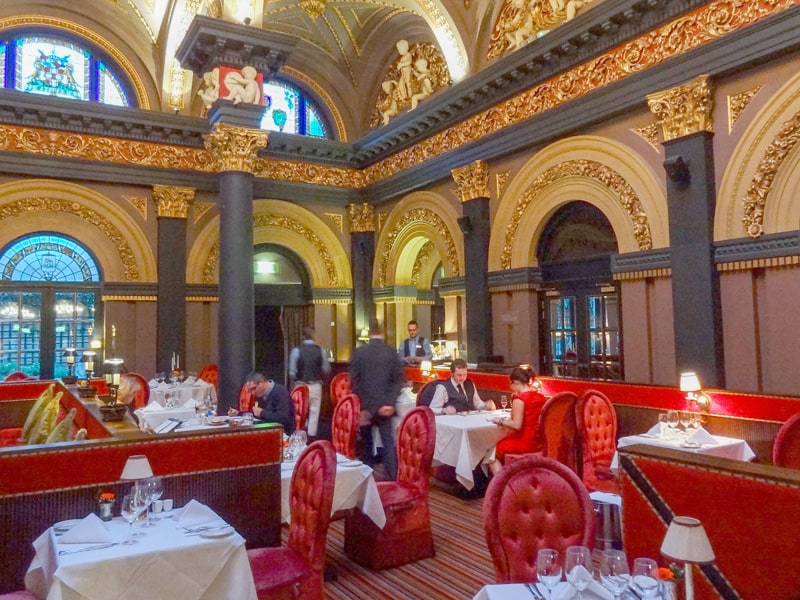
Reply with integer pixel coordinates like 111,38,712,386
58,513,113,544
140,401,165,412
686,427,717,445
552,576,614,600
176,500,223,529
183,376,197,385
645,422,662,437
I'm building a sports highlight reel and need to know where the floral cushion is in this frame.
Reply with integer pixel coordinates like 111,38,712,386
46,407,77,443
20,383,55,442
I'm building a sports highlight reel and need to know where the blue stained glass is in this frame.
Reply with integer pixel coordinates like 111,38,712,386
261,80,328,138
0,234,100,282
98,62,127,106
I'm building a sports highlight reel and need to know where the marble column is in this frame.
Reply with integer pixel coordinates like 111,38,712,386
348,203,375,341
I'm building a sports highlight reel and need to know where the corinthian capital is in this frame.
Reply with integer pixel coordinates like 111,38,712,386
647,75,713,142
347,203,375,232
153,185,195,219
203,123,269,173
452,160,490,202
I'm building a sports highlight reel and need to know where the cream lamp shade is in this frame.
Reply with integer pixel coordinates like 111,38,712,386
679,372,702,393
120,455,154,480
660,516,715,564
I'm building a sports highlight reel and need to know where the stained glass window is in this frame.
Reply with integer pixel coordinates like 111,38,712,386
0,234,100,282
261,80,329,138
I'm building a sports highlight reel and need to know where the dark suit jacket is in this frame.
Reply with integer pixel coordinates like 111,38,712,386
255,382,295,434
349,337,405,415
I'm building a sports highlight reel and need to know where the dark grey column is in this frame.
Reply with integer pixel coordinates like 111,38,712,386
351,231,375,339
461,196,493,362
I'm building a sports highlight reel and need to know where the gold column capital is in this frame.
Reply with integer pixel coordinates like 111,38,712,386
647,75,713,143
347,203,375,232
203,123,269,173
451,160,490,202
152,185,195,219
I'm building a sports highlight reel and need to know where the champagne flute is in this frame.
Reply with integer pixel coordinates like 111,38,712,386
536,548,562,599
565,546,594,599
631,558,661,598
599,549,630,599
120,493,147,545
500,395,509,410
666,410,679,437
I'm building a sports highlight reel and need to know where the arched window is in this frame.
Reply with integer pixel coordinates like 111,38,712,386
261,80,329,138
0,34,132,106
0,234,101,282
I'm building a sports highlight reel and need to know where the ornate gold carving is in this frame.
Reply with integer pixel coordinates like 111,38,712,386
193,201,214,224
647,75,713,142
613,268,671,281
204,123,269,173
377,208,459,287
501,160,652,269
253,157,363,188
495,170,512,198
0,196,140,280
324,213,344,233
347,203,375,232
411,240,436,287
631,122,661,152
300,0,327,20
153,185,195,219
124,195,148,220
377,212,388,233
201,242,220,285
728,85,763,133
718,256,800,271
452,160,491,202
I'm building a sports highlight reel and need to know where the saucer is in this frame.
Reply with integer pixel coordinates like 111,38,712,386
200,526,234,538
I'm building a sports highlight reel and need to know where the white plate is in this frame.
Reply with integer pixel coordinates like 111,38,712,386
199,526,234,538
207,418,228,426
53,519,82,533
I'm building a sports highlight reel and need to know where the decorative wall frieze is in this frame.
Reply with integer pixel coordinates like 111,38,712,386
647,75,713,142
254,157,362,189
715,231,800,269
204,123,269,173
631,122,661,152
311,288,353,304
347,203,375,232
728,85,763,133
153,185,195,219
437,276,465,297
411,240,436,288
372,285,435,304
611,248,671,281
487,267,543,291
192,201,214,224
452,160,491,202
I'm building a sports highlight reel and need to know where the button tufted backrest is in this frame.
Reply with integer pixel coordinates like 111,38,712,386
329,372,352,409
576,389,617,479
291,384,310,432
395,406,436,495
773,412,800,468
332,393,361,459
197,364,219,391
482,454,595,584
286,440,336,573
536,391,579,472
238,383,255,413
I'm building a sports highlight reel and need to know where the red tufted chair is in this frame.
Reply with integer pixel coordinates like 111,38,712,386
247,440,336,599
119,372,150,409
332,393,361,459
536,391,580,472
483,454,595,583
575,389,620,494
773,412,800,468
344,406,436,570
3,371,32,382
291,384,310,432
239,383,255,413
329,371,351,409
197,363,219,391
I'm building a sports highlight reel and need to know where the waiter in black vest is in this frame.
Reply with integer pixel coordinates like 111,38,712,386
398,320,433,365
288,326,331,437
429,358,496,415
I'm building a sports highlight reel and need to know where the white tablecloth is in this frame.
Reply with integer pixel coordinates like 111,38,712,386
280,454,386,528
25,510,256,600
433,411,508,490
149,379,217,409
613,432,756,468
474,581,615,600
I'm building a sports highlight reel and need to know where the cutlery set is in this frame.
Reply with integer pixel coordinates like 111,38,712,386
58,543,119,555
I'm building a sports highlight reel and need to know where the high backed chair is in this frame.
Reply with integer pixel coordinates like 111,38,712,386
291,384,310,432
536,391,580,472
483,454,595,583
119,372,149,409
239,383,255,413
3,371,31,382
344,406,436,570
247,440,336,599
773,412,800,468
415,379,440,406
329,371,351,408
197,363,219,391
332,393,360,459
575,389,620,494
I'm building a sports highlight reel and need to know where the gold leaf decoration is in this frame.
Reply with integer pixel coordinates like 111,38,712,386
728,85,763,133
347,203,374,232
193,201,214,224
153,185,194,219
631,123,661,152
324,212,344,233
452,160,491,202
495,170,512,198
124,195,148,220
204,124,269,173
411,240,436,287
647,75,713,142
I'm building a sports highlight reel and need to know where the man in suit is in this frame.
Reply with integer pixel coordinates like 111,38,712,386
288,326,331,437
350,319,405,480
429,358,496,415
398,319,433,365
229,371,294,435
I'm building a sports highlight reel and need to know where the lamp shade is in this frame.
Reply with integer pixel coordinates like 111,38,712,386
680,372,702,393
660,516,715,564
63,348,77,364
120,454,154,480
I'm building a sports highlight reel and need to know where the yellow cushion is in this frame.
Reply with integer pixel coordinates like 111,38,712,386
73,428,88,441
46,407,77,443
20,383,55,442
27,391,63,445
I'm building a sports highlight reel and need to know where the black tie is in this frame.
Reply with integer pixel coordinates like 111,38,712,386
458,384,465,398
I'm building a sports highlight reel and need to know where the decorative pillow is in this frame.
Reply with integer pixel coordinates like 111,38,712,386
26,391,63,445
20,383,55,442
46,407,77,443
73,428,88,441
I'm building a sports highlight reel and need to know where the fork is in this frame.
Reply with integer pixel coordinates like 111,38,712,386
525,582,544,598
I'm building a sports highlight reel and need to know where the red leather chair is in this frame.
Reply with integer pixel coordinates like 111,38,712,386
197,363,219,391
344,406,436,570
247,440,336,599
329,371,351,408
773,412,800,468
483,454,595,583
537,391,580,472
575,389,620,494
239,383,255,413
3,371,31,382
119,372,149,409
332,393,360,459
291,384,310,432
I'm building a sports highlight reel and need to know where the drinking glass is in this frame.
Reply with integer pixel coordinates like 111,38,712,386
679,410,692,432
141,476,163,526
631,558,661,598
565,546,594,599
500,395,509,410
536,548,562,599
599,549,630,599
120,493,147,545
657,413,668,437
295,430,308,450
666,410,679,436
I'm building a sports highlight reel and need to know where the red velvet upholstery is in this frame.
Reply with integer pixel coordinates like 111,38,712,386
197,363,219,391
3,372,31,382
247,440,336,600
291,385,310,432
329,372,351,408
483,454,595,583
536,391,579,472
119,373,149,409
239,383,255,413
773,412,800,468
344,406,436,570
576,389,620,494
332,393,360,459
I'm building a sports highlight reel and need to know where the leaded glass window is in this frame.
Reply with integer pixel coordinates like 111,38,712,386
261,80,329,138
0,234,101,282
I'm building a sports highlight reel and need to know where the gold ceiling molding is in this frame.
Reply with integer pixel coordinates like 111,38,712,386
347,203,375,232
0,16,150,109
501,159,653,269
452,160,491,202
613,268,671,281
201,242,220,285
121,0,157,43
325,212,344,233
204,124,269,173
300,0,327,20
254,156,363,188
376,207,459,287
193,201,214,224
646,75,713,142
0,196,140,280
282,66,348,141
411,240,436,287
153,185,195,219
631,122,660,152
728,85,763,133
717,256,800,271
124,195,148,220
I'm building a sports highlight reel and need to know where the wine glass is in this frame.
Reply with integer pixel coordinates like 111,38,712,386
666,410,679,437
536,548,562,599
679,410,693,432
120,493,147,545
631,557,661,598
500,395,509,410
565,546,594,599
599,549,630,599
141,476,163,525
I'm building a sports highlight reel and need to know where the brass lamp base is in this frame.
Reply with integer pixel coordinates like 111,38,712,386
99,403,127,422
77,385,97,399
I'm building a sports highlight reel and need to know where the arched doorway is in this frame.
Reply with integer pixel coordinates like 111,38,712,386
537,201,622,380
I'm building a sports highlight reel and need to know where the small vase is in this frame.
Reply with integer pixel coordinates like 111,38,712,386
98,500,115,521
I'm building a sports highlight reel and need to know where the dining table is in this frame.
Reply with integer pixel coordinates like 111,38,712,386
148,377,217,409
613,429,756,468
24,506,257,600
433,410,509,490
473,581,617,600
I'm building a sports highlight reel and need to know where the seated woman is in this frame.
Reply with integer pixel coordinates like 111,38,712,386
489,365,547,475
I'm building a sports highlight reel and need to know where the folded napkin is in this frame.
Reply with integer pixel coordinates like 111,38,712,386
176,499,223,529
552,576,614,600
645,422,662,437
182,376,197,386
58,513,113,544
686,427,717,445
140,401,165,412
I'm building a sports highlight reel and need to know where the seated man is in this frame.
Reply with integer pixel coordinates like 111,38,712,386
229,371,294,434
429,358,496,414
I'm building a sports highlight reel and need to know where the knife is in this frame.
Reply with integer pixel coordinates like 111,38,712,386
58,542,118,555
525,582,543,598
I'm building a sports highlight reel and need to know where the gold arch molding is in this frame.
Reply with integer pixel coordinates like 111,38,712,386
0,179,156,282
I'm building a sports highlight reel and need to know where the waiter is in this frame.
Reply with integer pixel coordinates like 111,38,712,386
397,320,433,365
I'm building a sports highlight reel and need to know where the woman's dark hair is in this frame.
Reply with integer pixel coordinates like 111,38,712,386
509,365,535,385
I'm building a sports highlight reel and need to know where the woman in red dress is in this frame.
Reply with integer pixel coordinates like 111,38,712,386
489,365,547,474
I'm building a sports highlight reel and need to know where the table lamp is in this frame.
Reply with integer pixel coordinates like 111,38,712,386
679,371,711,411
660,516,715,600
120,454,154,499
62,348,77,384
77,350,98,398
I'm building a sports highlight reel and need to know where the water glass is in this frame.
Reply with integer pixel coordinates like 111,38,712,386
631,557,661,598
565,546,594,598
657,413,668,437
500,395,509,410
536,548,562,598
599,549,630,599
120,494,147,545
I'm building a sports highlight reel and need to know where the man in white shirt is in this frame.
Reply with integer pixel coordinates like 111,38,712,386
429,358,496,414
288,327,331,436
398,320,433,365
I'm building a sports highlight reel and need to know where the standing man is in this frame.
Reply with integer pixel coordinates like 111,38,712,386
398,319,433,365
288,326,331,437
429,358,496,415
350,319,405,480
